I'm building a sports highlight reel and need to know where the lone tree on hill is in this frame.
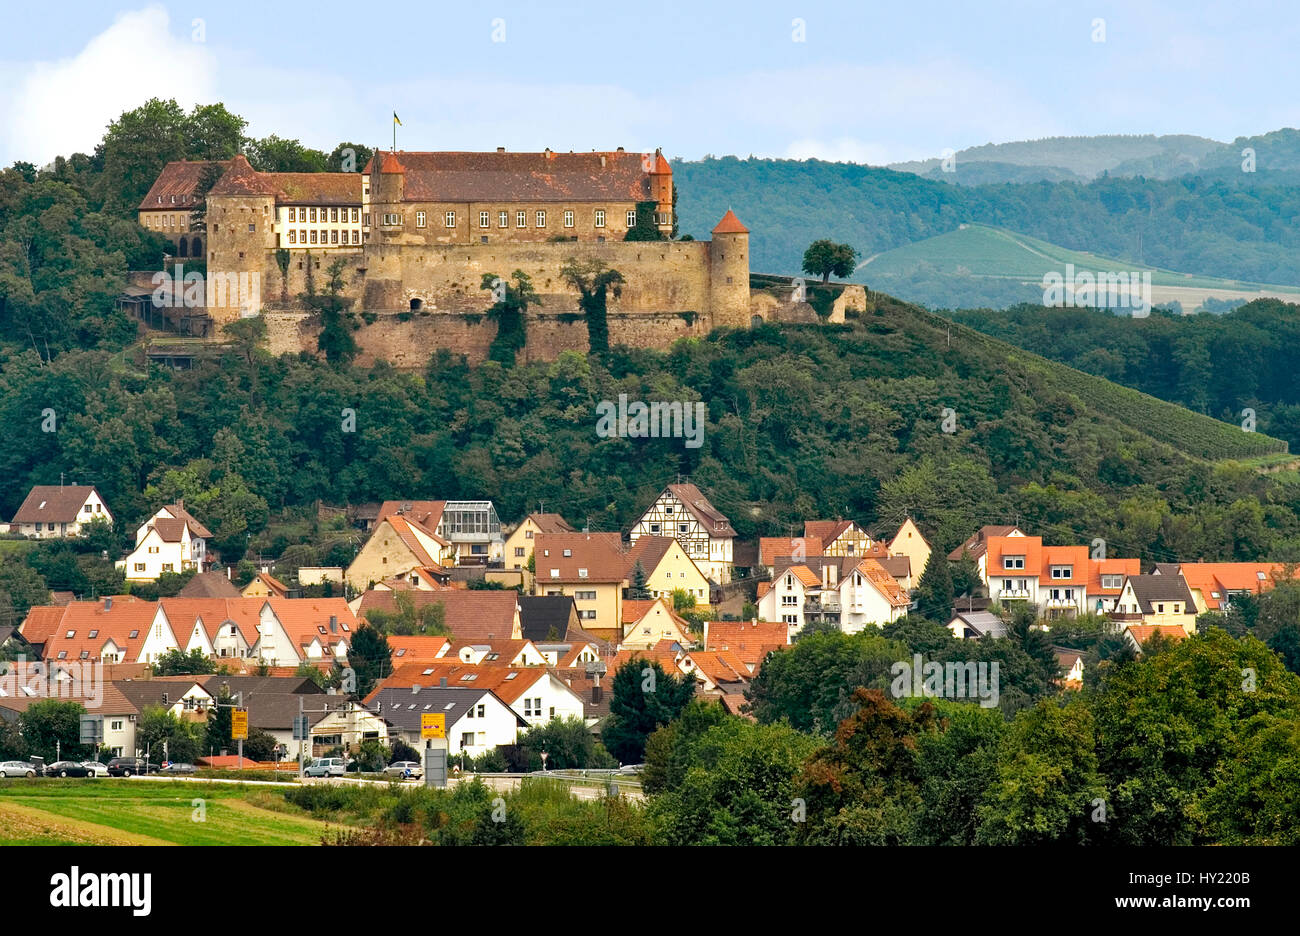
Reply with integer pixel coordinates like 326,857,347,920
802,239,859,283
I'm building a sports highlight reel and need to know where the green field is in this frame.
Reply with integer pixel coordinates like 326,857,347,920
861,222,1300,294
0,779,335,845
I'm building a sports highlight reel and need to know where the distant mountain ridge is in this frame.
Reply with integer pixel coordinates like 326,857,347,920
887,129,1300,184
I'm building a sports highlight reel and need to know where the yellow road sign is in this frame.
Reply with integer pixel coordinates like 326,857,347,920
231,709,249,740
420,713,445,739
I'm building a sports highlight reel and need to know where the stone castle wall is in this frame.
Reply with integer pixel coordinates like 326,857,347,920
263,308,709,367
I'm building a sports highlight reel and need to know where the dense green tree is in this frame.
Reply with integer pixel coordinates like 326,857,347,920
801,239,858,283
601,659,696,764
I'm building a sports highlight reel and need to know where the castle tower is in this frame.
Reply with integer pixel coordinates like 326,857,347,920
650,148,673,236
708,209,750,329
204,154,276,326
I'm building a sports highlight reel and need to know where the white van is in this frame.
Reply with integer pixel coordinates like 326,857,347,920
305,757,346,777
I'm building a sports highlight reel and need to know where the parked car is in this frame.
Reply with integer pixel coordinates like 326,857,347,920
0,760,39,778
384,760,423,779
304,757,347,777
161,763,196,774
46,760,93,778
617,763,644,775
105,757,157,777
81,761,110,777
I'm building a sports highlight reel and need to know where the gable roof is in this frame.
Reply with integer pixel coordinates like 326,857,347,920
1087,558,1141,594
206,154,363,205
1124,574,1197,613
19,605,67,645
525,513,576,535
948,525,1023,561
176,571,241,598
518,595,577,642
366,683,526,731
1125,623,1189,648
702,619,787,668
377,500,447,532
534,532,628,584
948,610,1008,638
1173,562,1293,610
159,597,264,646
388,635,451,665
625,535,701,578
1038,545,1090,585
986,535,1043,576
355,590,519,643
137,159,229,210
0,680,138,715
37,598,160,663
11,486,101,525
160,503,213,539
265,598,356,651
364,149,661,203
759,536,822,568
663,484,736,538
852,557,912,607
804,520,858,546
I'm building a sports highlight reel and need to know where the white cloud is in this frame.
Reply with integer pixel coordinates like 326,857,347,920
4,6,216,166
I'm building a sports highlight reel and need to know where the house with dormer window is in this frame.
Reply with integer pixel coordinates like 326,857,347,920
9,485,112,539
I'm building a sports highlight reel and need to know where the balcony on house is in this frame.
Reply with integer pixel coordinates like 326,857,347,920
996,587,1031,599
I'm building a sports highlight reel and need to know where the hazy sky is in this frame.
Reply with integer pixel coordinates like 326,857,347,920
1,1,1296,167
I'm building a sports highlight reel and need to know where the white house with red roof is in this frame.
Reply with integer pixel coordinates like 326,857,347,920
8,485,112,539
118,503,212,582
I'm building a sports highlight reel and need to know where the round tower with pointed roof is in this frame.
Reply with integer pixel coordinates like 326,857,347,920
708,209,750,329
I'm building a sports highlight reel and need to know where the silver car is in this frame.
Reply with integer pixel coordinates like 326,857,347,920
81,761,110,777
0,760,38,778
383,760,423,779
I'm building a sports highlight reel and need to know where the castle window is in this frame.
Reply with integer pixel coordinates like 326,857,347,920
288,230,296,244
498,210,508,227
352,230,360,244
445,211,456,228
247,223,255,233
298,229,305,243
594,209,606,227
351,208,359,222
331,230,339,244
288,207,297,222
415,211,426,227
479,211,489,228
330,208,339,222
481,235,488,243
626,210,637,227
363,213,370,226
515,210,526,228
535,210,545,227
310,231,318,244
564,210,574,228
309,208,317,222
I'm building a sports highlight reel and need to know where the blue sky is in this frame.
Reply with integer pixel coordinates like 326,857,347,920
1,1,1297,167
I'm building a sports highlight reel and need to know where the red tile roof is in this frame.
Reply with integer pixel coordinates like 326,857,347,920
711,209,749,234
38,598,161,663
702,619,787,668
366,149,661,203
137,160,230,211
948,525,1023,561
355,590,519,643
19,606,67,645
1174,562,1294,610
534,533,628,584
1038,545,1090,586
986,535,1043,577
159,598,263,647
11,485,102,524
759,536,822,568
265,598,355,652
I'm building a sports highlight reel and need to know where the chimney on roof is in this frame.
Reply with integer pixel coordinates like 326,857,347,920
329,615,338,633
592,683,602,704
497,146,505,154
600,155,606,168
439,677,448,688
104,597,112,611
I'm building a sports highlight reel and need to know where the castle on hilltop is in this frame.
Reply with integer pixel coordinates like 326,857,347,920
138,148,857,363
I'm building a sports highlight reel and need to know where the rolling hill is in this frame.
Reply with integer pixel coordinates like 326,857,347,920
858,223,1300,312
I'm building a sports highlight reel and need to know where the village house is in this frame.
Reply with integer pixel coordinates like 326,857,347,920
947,609,1009,640
503,513,575,582
805,520,876,558
532,532,628,641
630,484,736,585
701,618,788,673
758,555,910,636
1123,623,1190,654
375,500,504,567
249,598,356,666
242,571,292,599
949,525,1026,579
625,534,712,609
1112,574,1199,633
118,503,212,582
345,513,454,590
518,595,580,643
8,485,112,539
376,661,585,729
1155,561,1298,614
366,683,526,758
620,597,694,650
887,517,932,580
0,683,141,758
